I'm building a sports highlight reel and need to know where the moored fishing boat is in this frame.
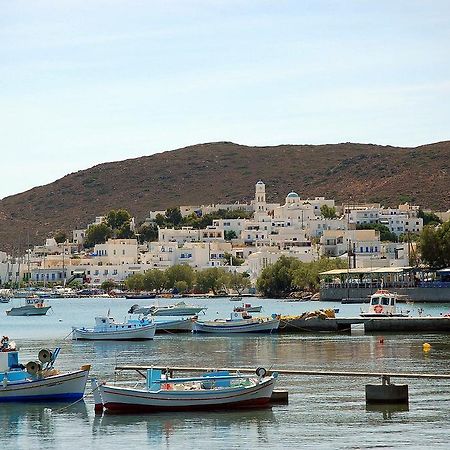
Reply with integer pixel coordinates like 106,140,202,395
128,301,206,317
92,367,278,413
72,316,156,340
6,298,51,316
154,317,194,333
233,304,263,313
0,337,90,402
360,289,409,317
193,312,280,334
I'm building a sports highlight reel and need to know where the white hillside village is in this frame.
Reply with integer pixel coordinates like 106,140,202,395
0,181,426,289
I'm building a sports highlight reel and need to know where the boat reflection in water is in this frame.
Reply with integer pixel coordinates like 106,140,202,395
93,407,276,446
0,401,89,442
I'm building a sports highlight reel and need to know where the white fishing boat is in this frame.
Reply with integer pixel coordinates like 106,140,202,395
6,298,51,316
72,316,156,340
129,301,206,317
233,303,263,313
154,317,194,333
92,367,278,413
0,337,90,402
360,289,409,317
193,312,280,334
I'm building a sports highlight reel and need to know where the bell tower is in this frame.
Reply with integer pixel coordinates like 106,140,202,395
254,180,267,212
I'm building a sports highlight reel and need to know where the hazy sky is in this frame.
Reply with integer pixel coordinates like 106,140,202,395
1,0,449,199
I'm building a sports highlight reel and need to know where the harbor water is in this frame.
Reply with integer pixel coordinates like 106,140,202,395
1,297,450,449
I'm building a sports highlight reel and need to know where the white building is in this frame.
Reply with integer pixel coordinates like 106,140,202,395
93,239,139,265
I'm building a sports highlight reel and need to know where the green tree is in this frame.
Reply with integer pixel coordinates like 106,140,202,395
228,271,251,295
143,269,167,293
106,209,132,230
125,273,145,291
256,256,302,298
223,252,244,266
195,267,229,295
356,223,398,242
320,205,337,219
84,223,113,247
165,207,182,226
292,258,347,292
116,223,135,239
101,280,116,292
165,264,195,290
174,280,189,294
420,221,450,268
154,213,167,227
53,230,67,243
418,209,442,226
224,230,238,241
137,223,159,243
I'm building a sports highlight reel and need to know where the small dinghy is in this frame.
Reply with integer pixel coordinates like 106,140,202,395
0,337,90,402
92,367,278,413
72,315,156,340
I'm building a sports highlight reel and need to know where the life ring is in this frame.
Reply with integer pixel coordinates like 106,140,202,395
374,304,384,314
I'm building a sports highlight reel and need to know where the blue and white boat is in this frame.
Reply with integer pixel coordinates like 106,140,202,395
92,367,278,413
72,316,156,340
0,337,90,402
193,312,280,334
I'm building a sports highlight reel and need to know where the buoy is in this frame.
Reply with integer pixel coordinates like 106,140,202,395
423,343,431,352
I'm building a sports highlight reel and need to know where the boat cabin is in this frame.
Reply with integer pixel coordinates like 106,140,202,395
361,289,406,317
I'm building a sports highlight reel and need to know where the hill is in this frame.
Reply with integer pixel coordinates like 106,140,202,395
1,141,449,252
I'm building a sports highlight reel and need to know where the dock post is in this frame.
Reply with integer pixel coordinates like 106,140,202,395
365,375,409,404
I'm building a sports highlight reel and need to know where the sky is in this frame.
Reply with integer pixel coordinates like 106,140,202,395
1,0,449,199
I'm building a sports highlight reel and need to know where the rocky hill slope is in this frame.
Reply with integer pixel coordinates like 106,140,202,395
1,141,449,252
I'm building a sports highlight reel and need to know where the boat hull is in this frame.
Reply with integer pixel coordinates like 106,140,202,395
155,318,193,333
152,308,204,316
0,369,89,402
193,319,279,334
72,323,156,340
6,306,51,316
99,377,276,413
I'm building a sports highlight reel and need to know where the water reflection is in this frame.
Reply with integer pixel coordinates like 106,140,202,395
366,402,409,420
93,408,275,446
0,401,89,445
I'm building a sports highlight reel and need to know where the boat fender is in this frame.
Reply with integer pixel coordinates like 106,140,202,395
38,348,53,363
256,367,267,378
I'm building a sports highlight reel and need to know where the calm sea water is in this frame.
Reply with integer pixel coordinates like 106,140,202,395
1,297,450,450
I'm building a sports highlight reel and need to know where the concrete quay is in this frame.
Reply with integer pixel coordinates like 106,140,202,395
279,316,450,333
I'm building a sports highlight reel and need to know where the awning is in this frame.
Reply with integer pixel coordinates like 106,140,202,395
319,267,412,276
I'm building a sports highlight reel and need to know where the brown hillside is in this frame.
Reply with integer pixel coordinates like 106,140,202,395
0,141,449,252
